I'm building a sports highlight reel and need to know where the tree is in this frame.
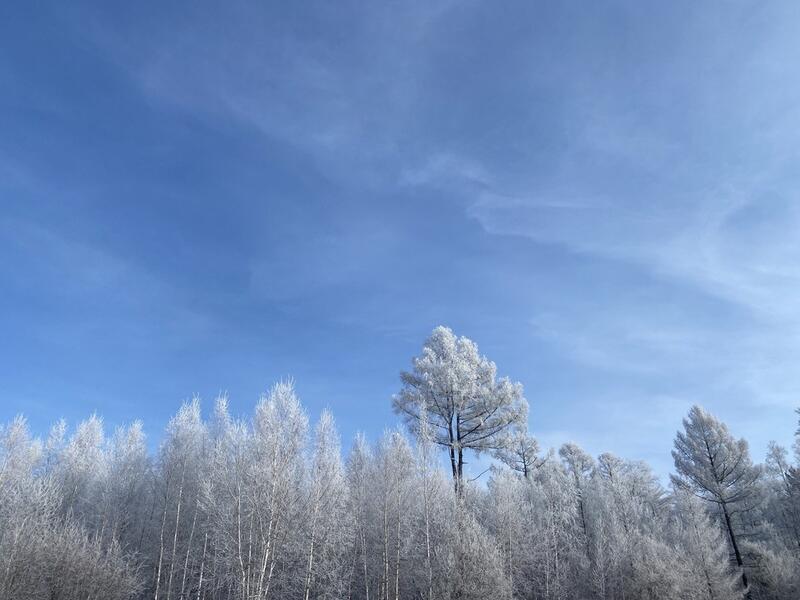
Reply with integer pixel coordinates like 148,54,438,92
8,386,800,599
372,430,414,600
347,434,377,600
0,416,139,600
484,469,526,596
393,326,528,495
559,442,594,565
152,399,207,600
672,491,743,600
794,407,800,466
671,405,761,598
494,430,544,479
764,442,800,552
415,402,437,600
57,414,107,524
449,510,512,600
250,382,308,600
104,421,150,552
302,410,351,600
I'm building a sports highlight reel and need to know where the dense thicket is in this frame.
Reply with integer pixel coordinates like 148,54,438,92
1,327,799,600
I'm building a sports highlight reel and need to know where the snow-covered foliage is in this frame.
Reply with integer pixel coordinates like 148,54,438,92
1,327,799,599
393,326,528,495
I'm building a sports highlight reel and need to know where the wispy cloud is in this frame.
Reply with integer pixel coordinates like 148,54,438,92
4,0,799,472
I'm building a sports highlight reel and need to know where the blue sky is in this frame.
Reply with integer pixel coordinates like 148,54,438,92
2,0,799,476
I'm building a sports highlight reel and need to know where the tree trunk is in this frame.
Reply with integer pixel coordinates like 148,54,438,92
361,522,370,600
721,501,750,599
179,496,199,600
303,528,317,600
304,503,320,600
382,494,389,600
423,479,433,600
154,475,172,600
196,532,208,600
455,414,464,498
166,465,187,600
394,498,401,600
448,418,458,497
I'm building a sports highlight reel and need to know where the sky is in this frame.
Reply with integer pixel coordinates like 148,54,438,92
1,0,799,477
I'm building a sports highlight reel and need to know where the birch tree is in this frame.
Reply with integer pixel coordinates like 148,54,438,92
347,434,377,600
250,382,308,600
302,410,351,600
153,399,207,600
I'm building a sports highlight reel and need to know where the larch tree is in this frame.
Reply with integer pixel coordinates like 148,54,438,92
671,405,761,598
393,326,528,496
672,491,742,600
494,430,544,479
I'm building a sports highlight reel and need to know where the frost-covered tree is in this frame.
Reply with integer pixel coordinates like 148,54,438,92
0,415,42,490
373,430,415,600
494,430,544,479
740,539,800,600
302,410,351,600
672,491,743,600
559,442,594,566
671,405,762,597
104,421,150,552
449,509,512,600
0,416,139,600
249,382,308,599
152,398,207,600
57,414,107,524
6,384,800,599
763,442,800,553
484,468,527,596
414,402,438,600
347,434,377,600
393,326,528,495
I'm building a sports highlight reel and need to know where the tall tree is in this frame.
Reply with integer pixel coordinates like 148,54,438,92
347,434,377,600
302,410,351,600
559,442,594,565
672,491,743,600
671,405,761,598
393,326,528,495
251,382,308,600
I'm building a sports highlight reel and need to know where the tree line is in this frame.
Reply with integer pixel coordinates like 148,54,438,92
1,326,799,599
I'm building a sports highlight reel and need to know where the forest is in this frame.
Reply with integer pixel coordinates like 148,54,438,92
1,326,799,600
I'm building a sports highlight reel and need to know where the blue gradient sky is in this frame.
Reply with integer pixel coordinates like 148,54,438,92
2,1,799,476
